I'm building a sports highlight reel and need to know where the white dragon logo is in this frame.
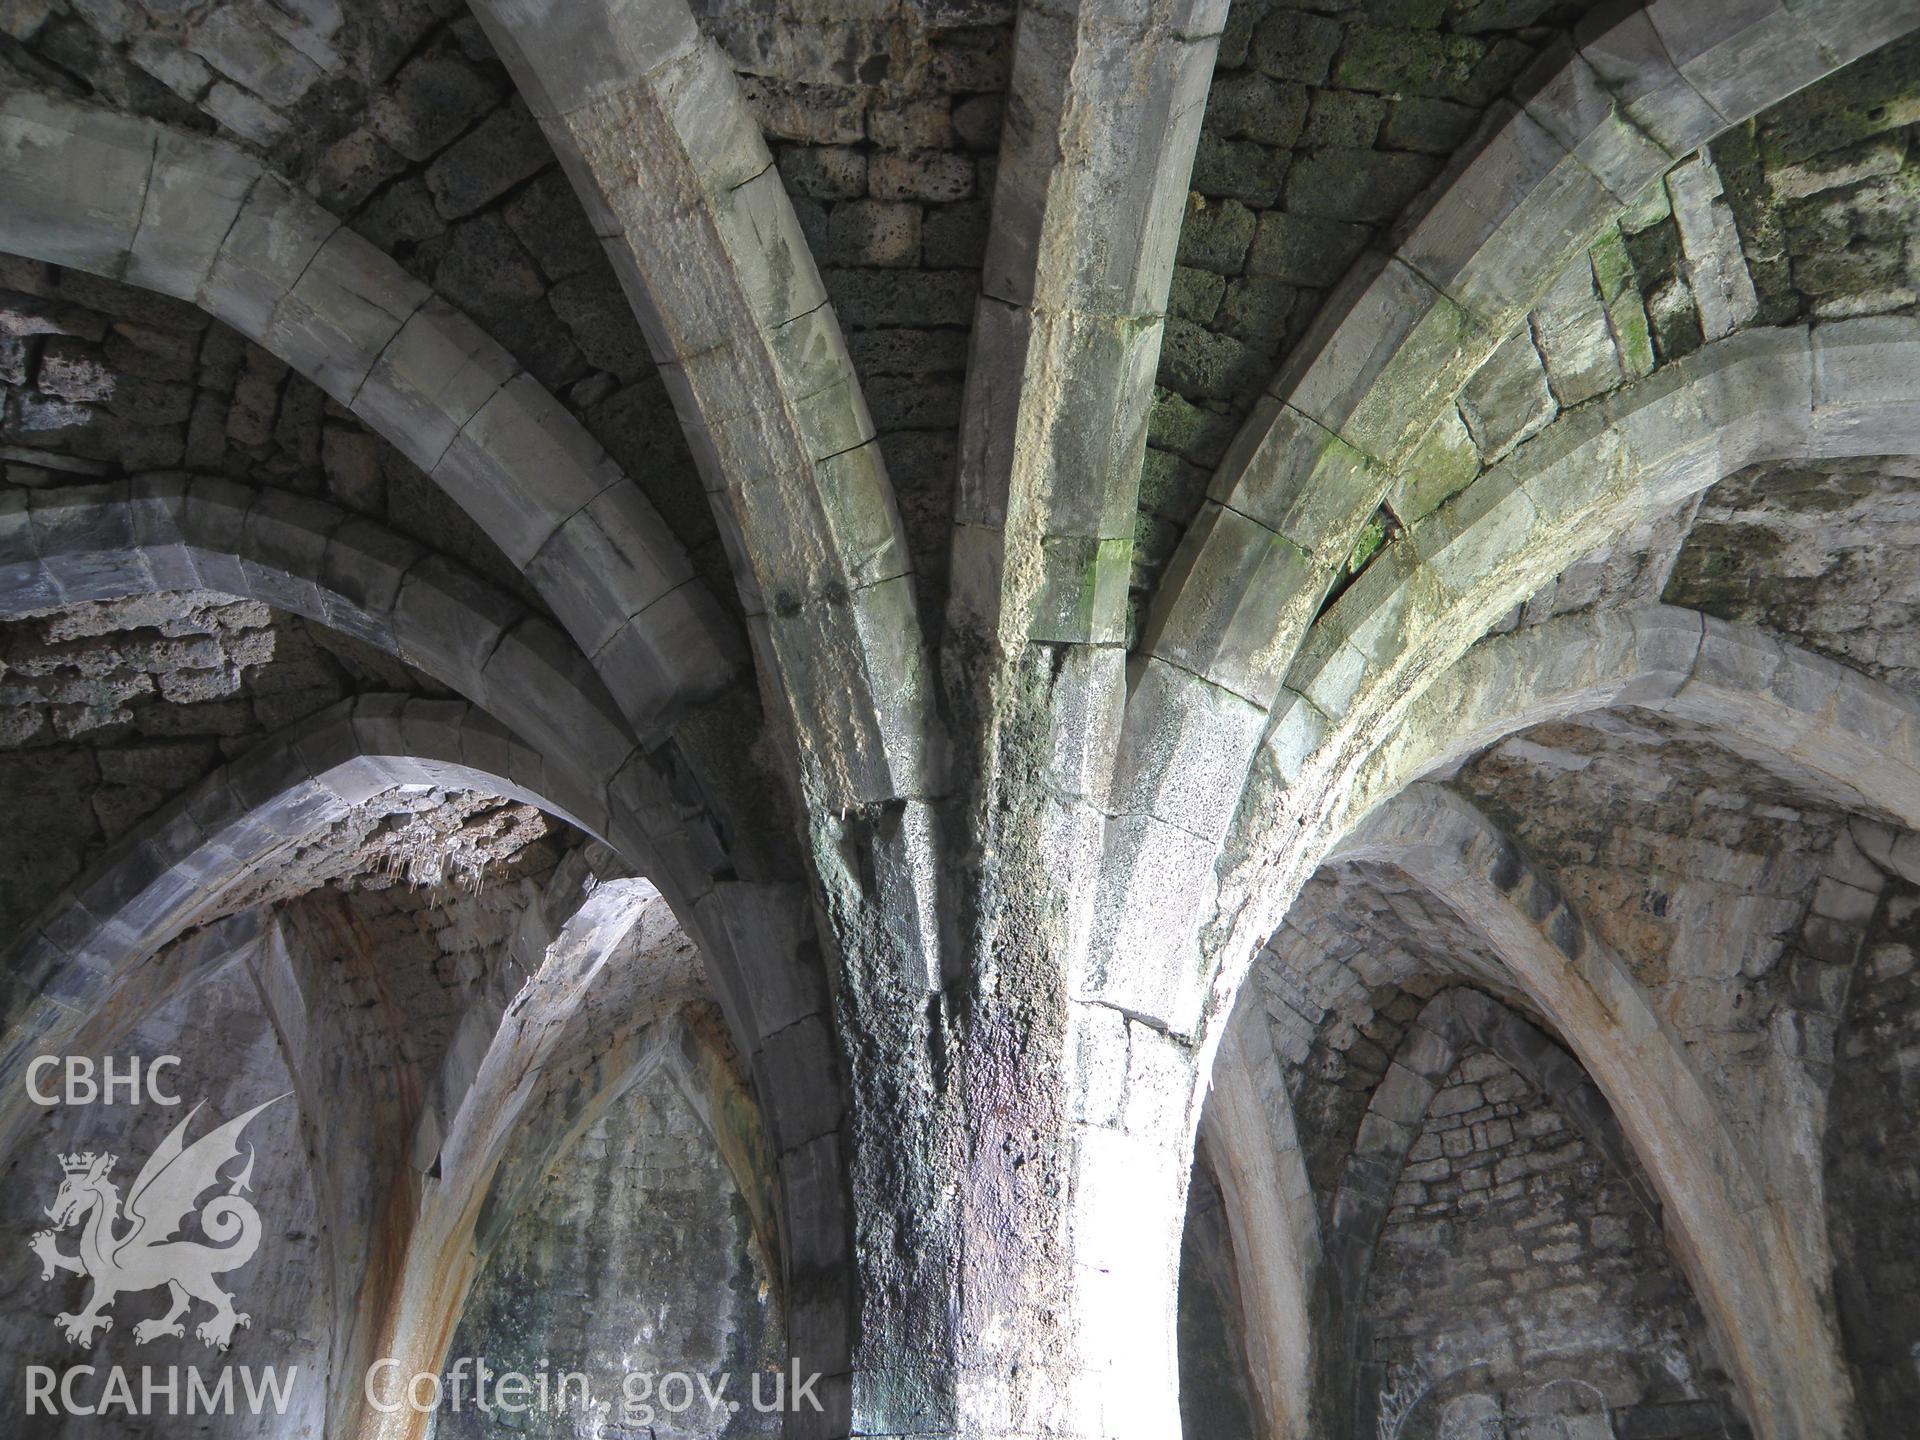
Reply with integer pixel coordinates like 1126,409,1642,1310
27,1095,285,1351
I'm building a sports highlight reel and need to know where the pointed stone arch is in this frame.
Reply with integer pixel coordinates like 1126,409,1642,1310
357,944,775,1440
1196,997,1323,1440
255,858,665,1440
1201,319,1920,1072
1347,603,1920,839
1140,0,1914,720
0,476,824,1080
0,694,590,1139
0,90,738,740
1094,6,1920,1039
1278,319,1920,805
1330,784,1857,1438
0,479,856,1421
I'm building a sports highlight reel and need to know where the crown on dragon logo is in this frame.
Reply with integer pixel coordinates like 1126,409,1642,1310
32,1096,285,1352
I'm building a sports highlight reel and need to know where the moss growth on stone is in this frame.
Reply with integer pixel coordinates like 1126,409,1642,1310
1588,226,1635,303
1346,511,1391,577
1709,123,1800,326
1148,387,1238,469
1395,407,1482,522
1335,29,1486,99
1606,291,1656,378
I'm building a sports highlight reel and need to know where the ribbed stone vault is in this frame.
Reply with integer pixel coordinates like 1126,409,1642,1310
3,3,1920,1440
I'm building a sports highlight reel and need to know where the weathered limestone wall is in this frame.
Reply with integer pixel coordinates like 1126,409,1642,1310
439,1059,781,1440
1667,456,1920,699
1358,1049,1742,1440
689,0,1013,611
0,591,430,937
1705,34,1920,325
1248,868,1505,1219
272,870,561,1111
1827,876,1920,1434
1454,715,1847,1190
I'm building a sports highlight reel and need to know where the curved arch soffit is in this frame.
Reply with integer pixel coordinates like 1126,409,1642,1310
0,476,845,1122
1330,783,1856,1439
1104,9,1920,1021
0,476,642,843
467,0,935,822
1197,999,1322,1440
1345,603,1920,841
0,477,840,1164
0,693,604,1155
0,89,739,740
1151,0,1916,699
1207,981,1659,1438
1285,320,1920,810
411,868,678,1221
1093,315,1920,1033
1203,320,1920,1035
0,501,846,1435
